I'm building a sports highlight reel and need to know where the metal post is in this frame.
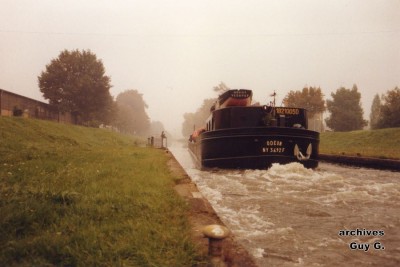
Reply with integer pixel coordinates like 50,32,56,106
202,224,230,267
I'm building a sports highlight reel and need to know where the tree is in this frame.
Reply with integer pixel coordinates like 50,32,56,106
181,98,216,137
182,82,231,137
182,112,196,138
369,94,382,129
325,85,368,131
213,82,230,94
115,90,150,135
283,87,325,118
38,49,114,125
376,87,400,129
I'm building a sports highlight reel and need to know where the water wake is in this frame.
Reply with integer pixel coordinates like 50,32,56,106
170,143,400,266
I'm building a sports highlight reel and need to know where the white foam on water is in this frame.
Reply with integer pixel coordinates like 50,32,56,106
266,226,295,237
208,172,249,196
208,201,274,239
268,162,315,177
316,237,345,248
197,185,224,203
252,248,265,258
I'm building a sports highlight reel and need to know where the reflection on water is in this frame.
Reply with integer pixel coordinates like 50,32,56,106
169,142,400,267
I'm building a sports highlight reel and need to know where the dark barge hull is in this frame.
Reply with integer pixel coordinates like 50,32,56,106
188,127,319,169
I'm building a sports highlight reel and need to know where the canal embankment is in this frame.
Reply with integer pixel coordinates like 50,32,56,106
320,128,400,171
319,153,400,171
0,117,204,266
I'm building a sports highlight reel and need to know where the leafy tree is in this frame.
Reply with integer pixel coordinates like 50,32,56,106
115,90,150,135
182,82,231,137
283,87,325,118
376,87,400,129
369,94,382,129
38,49,114,125
182,98,216,137
213,82,230,94
325,85,368,131
182,112,196,138
115,104,136,134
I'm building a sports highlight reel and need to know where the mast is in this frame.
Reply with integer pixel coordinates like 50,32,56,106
270,90,276,106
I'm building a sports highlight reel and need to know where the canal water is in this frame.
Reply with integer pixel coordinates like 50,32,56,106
169,142,400,267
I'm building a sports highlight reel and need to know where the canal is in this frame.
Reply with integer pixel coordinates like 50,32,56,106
169,142,400,267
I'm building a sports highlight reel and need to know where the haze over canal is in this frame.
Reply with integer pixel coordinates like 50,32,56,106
169,142,400,267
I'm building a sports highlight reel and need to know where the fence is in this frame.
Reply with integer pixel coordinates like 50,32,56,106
147,136,168,148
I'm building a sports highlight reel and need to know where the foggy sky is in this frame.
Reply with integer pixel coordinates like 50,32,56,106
1,0,399,137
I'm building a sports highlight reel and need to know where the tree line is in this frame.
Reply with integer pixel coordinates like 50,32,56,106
38,49,399,136
38,49,162,135
181,82,229,137
182,82,400,136
370,87,400,130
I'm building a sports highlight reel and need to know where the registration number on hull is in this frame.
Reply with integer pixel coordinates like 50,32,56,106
262,140,285,153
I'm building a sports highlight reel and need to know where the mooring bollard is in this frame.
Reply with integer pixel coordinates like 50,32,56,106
202,224,230,267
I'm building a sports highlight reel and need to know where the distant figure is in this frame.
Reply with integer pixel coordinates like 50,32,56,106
161,131,166,148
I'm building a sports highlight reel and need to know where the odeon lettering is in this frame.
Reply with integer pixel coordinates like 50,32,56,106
266,140,282,146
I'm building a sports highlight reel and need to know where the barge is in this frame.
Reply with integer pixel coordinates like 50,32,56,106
188,89,319,169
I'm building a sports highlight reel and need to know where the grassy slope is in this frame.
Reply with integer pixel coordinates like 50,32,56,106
0,117,202,266
320,127,400,159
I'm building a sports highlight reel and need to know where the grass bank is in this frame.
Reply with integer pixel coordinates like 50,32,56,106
320,128,400,160
0,117,203,266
